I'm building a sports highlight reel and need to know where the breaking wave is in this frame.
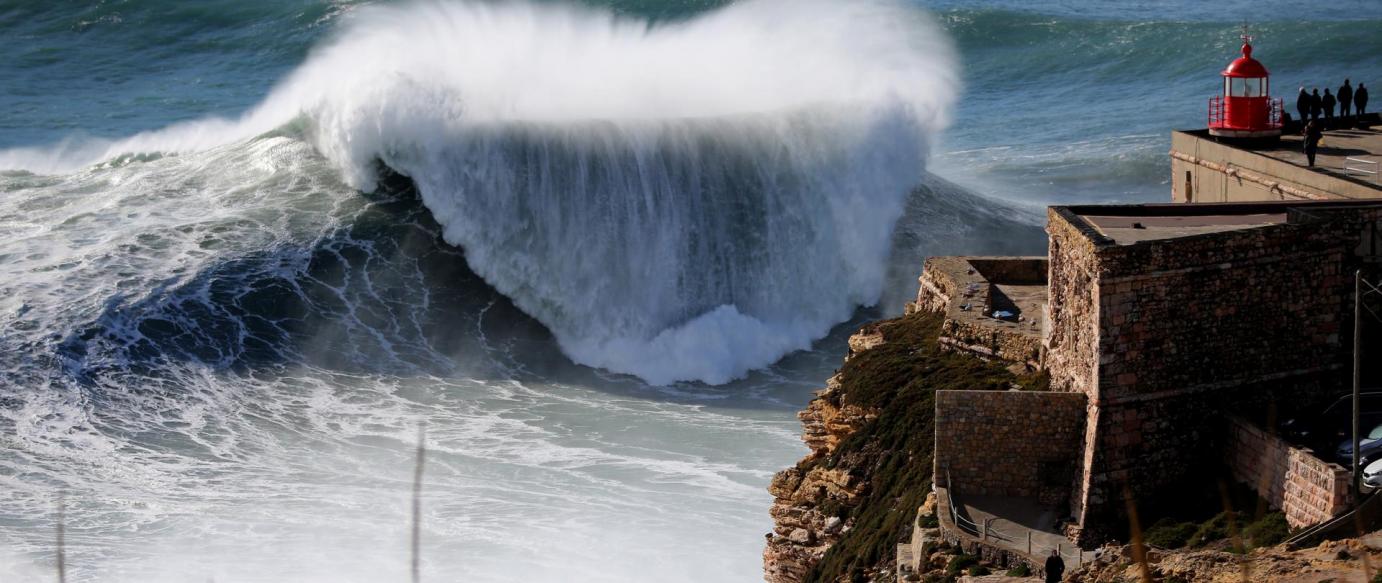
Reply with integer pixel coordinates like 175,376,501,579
0,0,958,384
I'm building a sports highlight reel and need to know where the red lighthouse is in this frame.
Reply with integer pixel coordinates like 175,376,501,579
1208,35,1283,141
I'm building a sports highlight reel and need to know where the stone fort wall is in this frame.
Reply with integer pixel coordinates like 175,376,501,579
1092,219,1357,404
1045,204,1381,539
935,390,1087,506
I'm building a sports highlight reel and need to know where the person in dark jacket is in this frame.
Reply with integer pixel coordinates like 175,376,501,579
1358,83,1370,116
1310,88,1323,119
1296,87,1310,122
1045,549,1066,583
1323,89,1337,120
1303,119,1323,168
1339,79,1354,117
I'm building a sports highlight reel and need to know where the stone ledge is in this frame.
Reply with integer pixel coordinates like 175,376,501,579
913,256,1048,368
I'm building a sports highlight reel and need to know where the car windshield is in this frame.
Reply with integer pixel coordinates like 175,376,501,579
1369,425,1382,440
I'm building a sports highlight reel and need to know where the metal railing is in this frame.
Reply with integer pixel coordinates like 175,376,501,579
944,471,1086,567
1345,157,1379,183
1207,96,1284,129
1208,96,1224,127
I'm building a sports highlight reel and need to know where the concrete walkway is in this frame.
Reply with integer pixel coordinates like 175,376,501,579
950,492,1087,568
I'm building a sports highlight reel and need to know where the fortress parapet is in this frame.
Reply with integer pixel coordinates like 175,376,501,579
930,198,1382,551
910,256,1047,368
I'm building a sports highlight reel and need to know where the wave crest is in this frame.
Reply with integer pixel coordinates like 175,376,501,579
2,0,959,384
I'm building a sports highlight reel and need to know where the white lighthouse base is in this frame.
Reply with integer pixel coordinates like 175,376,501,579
1209,127,1283,139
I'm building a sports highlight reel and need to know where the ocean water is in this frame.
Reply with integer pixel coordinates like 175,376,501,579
1,1,1379,581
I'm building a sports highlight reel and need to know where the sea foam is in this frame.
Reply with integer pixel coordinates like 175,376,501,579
0,0,959,384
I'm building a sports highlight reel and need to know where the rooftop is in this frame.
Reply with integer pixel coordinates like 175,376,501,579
1081,212,1286,244
1057,199,1382,246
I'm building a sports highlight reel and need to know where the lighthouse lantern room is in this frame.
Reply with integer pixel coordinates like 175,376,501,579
1208,34,1283,140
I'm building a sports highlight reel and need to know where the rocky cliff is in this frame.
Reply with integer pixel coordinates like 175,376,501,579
763,312,1045,582
763,371,877,582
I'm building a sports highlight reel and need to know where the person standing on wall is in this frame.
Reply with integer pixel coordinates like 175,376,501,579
1358,83,1370,117
1045,549,1066,583
1297,86,1310,123
1304,118,1323,168
1339,79,1354,118
1323,88,1337,122
1311,88,1323,120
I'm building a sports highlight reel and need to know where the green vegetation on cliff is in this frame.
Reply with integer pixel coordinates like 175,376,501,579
802,311,1047,582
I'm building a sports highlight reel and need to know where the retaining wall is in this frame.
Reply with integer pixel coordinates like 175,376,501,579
935,390,1087,506
1225,416,1352,529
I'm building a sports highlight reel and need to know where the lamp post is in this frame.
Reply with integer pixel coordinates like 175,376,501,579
1355,270,1363,494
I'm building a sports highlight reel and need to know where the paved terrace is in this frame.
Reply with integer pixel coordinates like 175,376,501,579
913,256,1047,367
1171,116,1382,205
929,257,1046,332
1273,123,1382,190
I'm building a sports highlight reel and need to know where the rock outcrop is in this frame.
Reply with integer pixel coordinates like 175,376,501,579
762,312,1041,583
1068,537,1382,583
763,330,880,583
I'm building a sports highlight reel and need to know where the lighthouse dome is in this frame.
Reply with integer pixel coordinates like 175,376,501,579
1223,43,1269,77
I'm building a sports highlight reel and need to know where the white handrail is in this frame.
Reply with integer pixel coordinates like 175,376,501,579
1344,157,1379,183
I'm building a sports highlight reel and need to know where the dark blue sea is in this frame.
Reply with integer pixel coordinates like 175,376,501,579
1,1,1379,581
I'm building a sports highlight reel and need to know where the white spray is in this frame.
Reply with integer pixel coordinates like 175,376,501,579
0,0,959,384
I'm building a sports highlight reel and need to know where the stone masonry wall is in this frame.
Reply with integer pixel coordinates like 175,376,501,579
1044,210,1101,397
1046,204,1380,542
1069,383,1331,542
1094,222,1359,405
935,390,1087,506
913,257,962,315
966,258,1048,284
1225,416,1352,529
938,319,1044,368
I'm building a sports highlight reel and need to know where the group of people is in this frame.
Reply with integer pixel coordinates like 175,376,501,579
1298,79,1371,168
1296,79,1370,122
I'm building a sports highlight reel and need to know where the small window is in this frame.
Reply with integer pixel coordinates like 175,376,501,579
1245,78,1263,97
1227,78,1266,97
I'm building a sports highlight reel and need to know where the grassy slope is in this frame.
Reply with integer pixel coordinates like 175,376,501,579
802,311,1047,582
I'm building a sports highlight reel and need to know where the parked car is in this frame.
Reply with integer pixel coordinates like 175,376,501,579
1282,391,1382,450
1364,458,1382,488
1336,422,1382,463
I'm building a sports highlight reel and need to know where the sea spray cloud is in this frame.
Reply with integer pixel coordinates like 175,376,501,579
1,0,959,384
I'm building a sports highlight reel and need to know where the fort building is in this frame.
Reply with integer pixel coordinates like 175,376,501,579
910,120,1382,574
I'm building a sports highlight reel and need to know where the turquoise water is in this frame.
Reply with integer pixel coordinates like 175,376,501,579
1,1,1379,582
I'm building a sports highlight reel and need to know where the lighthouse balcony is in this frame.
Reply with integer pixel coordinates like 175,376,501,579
1208,96,1284,139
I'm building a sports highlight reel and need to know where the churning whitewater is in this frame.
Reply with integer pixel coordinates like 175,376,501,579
2,0,958,385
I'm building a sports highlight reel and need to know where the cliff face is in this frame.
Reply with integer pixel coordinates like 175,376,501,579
763,313,1045,583
763,372,877,583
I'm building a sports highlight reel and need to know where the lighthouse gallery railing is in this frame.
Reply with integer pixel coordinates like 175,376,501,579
1208,96,1284,129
